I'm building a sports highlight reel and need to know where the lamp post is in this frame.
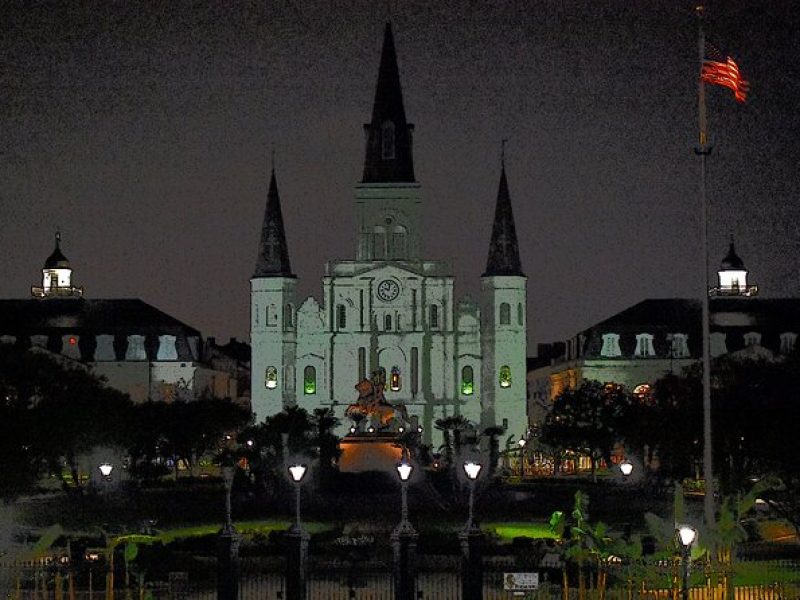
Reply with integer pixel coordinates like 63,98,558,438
517,439,526,478
392,460,418,600
460,459,484,600
677,525,697,600
217,463,240,600
286,463,309,600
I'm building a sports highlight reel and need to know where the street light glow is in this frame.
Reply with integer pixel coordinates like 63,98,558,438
678,525,697,547
288,464,307,483
517,438,526,448
620,460,634,477
98,463,113,477
463,460,482,481
396,461,413,481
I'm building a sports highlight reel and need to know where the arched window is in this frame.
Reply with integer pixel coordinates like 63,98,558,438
265,366,278,389
392,225,407,259
499,303,511,325
634,333,655,357
382,121,395,159
461,365,474,396
744,331,761,347
268,304,277,326
303,366,316,395
499,365,512,388
284,304,294,329
600,333,622,357
385,314,392,331
780,332,797,354
337,305,346,330
390,366,401,391
430,304,439,329
517,303,524,326
373,226,386,259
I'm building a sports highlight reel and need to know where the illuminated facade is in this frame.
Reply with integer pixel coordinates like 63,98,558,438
528,242,798,416
0,235,238,404
250,24,528,442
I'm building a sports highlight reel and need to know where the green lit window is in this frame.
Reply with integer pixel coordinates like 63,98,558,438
499,365,512,388
461,365,474,395
265,366,278,389
303,366,316,395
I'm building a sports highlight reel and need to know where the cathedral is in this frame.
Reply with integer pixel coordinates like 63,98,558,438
250,24,528,443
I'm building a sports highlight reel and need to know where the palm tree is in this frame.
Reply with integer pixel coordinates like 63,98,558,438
481,426,505,478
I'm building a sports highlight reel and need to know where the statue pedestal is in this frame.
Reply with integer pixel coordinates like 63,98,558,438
338,434,404,473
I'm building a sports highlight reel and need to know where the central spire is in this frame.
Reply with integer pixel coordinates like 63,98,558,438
361,23,415,183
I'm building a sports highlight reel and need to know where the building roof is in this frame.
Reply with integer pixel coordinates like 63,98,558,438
0,298,200,336
483,163,524,277
253,168,295,278
361,23,416,183
580,297,800,359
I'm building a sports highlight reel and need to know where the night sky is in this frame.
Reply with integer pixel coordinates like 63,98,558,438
2,1,798,349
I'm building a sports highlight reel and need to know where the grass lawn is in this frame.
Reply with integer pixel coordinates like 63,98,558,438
730,560,800,585
114,519,334,546
483,521,557,542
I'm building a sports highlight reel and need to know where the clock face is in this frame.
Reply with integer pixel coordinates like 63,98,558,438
377,279,400,302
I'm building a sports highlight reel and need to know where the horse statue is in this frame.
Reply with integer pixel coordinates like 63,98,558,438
345,368,409,430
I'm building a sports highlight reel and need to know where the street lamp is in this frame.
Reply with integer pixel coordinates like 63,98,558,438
288,464,307,531
395,461,415,533
221,464,235,533
677,525,697,600
463,460,482,532
517,439,526,478
98,463,113,480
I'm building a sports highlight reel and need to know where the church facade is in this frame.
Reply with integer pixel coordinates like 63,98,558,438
250,24,528,443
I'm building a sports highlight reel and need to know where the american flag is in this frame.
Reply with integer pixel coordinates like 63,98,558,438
702,43,749,103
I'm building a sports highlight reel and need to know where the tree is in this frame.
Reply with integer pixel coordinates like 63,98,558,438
541,380,632,480
618,369,702,482
0,344,136,495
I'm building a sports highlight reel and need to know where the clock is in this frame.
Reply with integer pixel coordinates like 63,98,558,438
377,279,400,302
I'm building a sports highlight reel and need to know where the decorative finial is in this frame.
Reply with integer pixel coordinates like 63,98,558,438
270,145,276,173
501,138,508,168
55,229,61,248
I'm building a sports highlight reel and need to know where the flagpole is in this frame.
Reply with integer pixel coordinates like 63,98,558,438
696,4,715,533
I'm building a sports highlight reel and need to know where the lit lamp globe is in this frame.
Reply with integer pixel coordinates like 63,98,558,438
463,460,482,481
288,464,307,483
517,439,526,448
678,525,697,547
98,463,114,478
396,461,413,482
620,460,634,478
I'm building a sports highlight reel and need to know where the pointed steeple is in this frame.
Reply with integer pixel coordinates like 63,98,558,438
483,161,524,277
254,168,295,278
361,23,416,183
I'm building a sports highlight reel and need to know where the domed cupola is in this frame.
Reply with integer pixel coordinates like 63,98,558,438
712,236,757,297
32,232,84,298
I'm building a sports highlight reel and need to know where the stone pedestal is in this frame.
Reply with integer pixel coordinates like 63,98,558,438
391,523,418,600
217,526,241,600
285,525,310,600
459,527,484,600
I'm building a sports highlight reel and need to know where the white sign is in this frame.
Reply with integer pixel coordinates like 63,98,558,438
503,572,539,591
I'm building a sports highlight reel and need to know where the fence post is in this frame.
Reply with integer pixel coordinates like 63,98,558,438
216,526,241,600
391,527,418,600
285,526,309,600
459,528,483,600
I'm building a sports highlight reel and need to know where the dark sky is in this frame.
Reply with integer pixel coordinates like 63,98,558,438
2,1,798,349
